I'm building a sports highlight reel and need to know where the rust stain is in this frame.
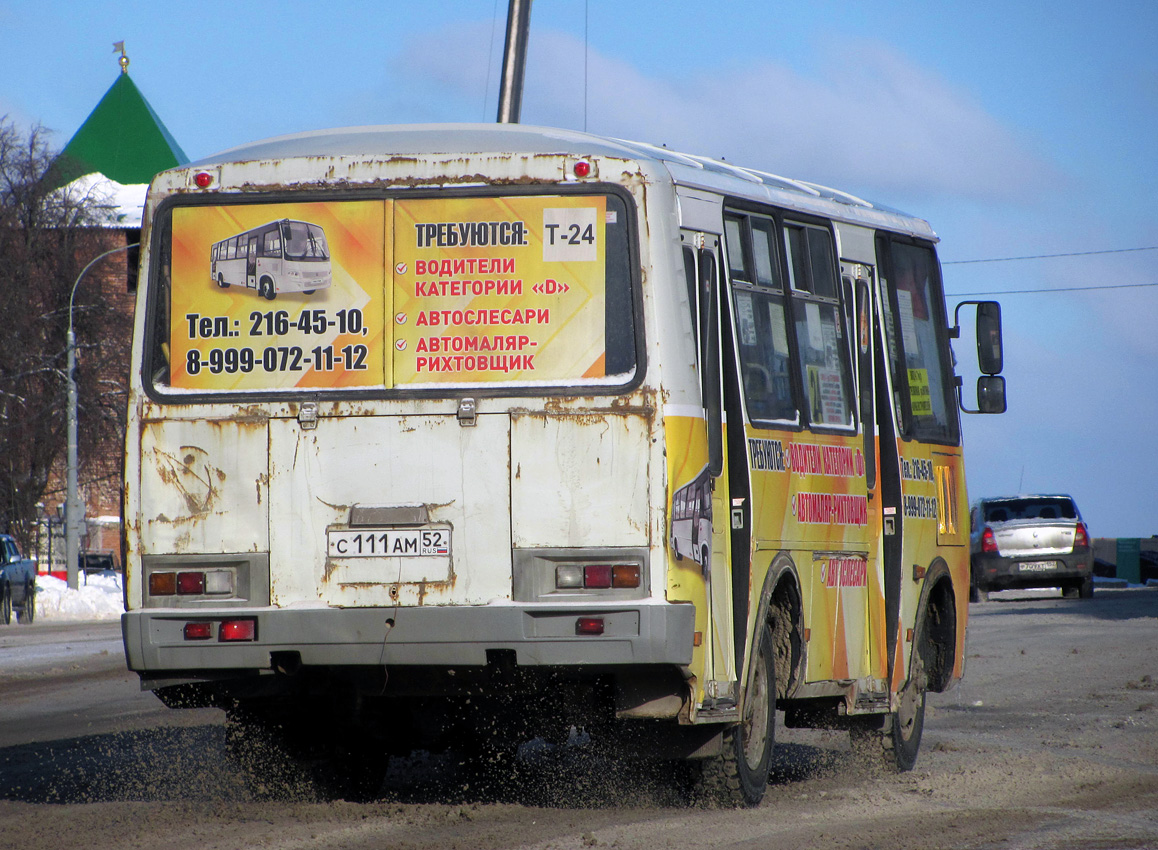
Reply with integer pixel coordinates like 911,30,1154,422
152,445,222,516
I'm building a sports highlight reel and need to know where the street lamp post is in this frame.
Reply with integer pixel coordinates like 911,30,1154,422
66,242,138,590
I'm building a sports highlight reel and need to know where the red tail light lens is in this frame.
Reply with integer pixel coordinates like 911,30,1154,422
177,571,205,595
220,619,257,641
584,565,613,588
183,622,213,640
981,527,998,553
576,617,604,635
1074,522,1090,549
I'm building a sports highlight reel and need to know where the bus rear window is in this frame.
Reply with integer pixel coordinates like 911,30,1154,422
146,192,637,396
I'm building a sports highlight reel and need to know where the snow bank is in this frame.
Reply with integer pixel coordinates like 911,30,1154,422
35,572,125,622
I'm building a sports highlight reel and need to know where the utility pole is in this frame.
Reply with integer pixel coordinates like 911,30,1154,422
66,243,137,589
496,0,533,123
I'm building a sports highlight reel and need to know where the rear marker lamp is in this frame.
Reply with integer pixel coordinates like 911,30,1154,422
183,622,213,641
204,569,233,595
573,160,592,178
193,171,214,188
576,617,604,636
176,571,205,595
584,564,613,588
149,572,177,596
555,564,584,588
220,619,257,642
612,564,641,588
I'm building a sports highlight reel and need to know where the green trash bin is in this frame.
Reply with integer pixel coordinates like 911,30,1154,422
1116,538,1141,585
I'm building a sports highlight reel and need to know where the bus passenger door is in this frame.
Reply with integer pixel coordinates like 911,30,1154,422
246,235,259,290
681,231,739,707
870,260,905,688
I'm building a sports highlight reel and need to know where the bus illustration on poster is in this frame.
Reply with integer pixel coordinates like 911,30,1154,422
210,219,333,300
670,465,713,574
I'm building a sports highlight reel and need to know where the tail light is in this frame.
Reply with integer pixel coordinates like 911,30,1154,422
981,527,998,553
1074,522,1090,549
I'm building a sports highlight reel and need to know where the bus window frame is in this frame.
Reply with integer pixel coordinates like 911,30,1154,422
876,233,961,446
721,202,857,435
140,183,647,405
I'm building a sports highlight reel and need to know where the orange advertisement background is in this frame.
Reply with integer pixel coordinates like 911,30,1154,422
391,195,607,385
169,201,386,390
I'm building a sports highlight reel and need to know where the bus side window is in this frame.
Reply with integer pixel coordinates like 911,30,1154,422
783,222,854,430
724,212,798,427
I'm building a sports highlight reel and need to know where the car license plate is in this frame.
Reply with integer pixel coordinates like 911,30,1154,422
1018,560,1057,572
327,528,450,558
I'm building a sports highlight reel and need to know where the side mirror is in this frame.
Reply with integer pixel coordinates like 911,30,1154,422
952,300,1006,415
977,375,1006,414
975,301,1003,375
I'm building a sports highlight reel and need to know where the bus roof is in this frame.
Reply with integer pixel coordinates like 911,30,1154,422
184,123,936,240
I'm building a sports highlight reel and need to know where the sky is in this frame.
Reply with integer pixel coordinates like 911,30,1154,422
2,0,1156,538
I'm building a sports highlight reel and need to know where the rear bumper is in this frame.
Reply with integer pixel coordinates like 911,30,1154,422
122,600,695,679
973,551,1093,590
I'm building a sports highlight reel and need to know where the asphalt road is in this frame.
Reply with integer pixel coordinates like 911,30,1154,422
1,586,1156,850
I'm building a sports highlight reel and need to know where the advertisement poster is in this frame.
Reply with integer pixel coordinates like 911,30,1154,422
167,194,609,392
391,195,608,386
169,201,387,391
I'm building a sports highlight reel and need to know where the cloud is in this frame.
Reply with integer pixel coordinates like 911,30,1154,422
386,24,1060,205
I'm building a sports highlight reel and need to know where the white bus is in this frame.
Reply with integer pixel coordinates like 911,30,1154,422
210,218,332,300
123,124,1004,804
670,465,713,571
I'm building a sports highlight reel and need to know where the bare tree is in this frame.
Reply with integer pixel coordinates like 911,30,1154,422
0,117,133,553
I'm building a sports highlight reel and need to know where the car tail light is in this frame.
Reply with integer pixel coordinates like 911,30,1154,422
177,571,205,595
981,527,998,553
220,619,257,641
1074,522,1090,549
576,617,604,635
149,572,177,596
555,564,584,588
584,564,613,588
612,564,641,588
183,622,213,640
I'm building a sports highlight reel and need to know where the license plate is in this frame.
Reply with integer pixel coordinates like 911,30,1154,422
1018,560,1057,572
327,528,450,558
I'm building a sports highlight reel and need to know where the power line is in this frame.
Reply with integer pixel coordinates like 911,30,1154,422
942,245,1158,265
946,281,1158,297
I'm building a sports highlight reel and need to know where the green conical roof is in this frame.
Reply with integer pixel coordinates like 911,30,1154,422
49,71,187,189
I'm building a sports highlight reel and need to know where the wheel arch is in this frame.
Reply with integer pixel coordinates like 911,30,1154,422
916,558,957,694
747,552,806,702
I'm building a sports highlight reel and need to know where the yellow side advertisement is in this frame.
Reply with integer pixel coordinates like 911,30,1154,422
169,201,387,391
391,195,608,385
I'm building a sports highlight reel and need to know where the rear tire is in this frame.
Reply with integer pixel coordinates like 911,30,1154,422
697,624,775,806
259,277,276,300
1,583,10,625
851,619,927,772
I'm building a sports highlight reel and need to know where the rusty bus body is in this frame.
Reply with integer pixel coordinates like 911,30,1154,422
122,124,1003,804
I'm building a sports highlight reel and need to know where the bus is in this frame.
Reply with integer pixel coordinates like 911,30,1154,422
122,124,1005,805
210,218,332,300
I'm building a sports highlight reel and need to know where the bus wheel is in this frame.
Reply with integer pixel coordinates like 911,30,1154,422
697,624,775,806
302,289,316,295
852,625,927,772
217,273,229,288
1,583,10,625
259,278,276,300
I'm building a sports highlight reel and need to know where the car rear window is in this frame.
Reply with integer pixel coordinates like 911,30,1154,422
984,498,1077,522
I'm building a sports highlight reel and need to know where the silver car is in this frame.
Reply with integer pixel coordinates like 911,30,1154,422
969,495,1094,601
